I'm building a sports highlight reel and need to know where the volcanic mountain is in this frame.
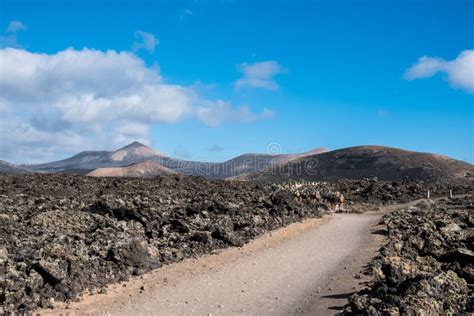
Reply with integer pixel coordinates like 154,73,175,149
238,146,474,182
24,142,164,174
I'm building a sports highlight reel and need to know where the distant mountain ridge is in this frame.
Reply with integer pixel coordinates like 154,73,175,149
2,143,471,182
17,142,328,179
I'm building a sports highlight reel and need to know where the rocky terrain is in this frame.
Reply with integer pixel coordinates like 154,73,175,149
240,146,473,182
271,178,473,207
347,195,474,314
0,173,472,313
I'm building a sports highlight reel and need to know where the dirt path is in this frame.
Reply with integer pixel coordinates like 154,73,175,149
41,209,387,316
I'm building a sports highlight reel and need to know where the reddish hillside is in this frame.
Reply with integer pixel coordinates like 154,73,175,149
88,160,176,178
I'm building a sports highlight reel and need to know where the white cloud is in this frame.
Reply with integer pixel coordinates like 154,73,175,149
0,117,90,163
235,61,286,90
405,50,474,93
0,47,190,124
196,100,274,127
116,122,150,138
0,47,274,163
132,31,159,53
1,20,26,48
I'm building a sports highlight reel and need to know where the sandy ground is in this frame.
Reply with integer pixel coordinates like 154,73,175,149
39,208,386,316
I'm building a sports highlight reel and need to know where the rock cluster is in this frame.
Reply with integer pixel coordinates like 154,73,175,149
347,195,474,314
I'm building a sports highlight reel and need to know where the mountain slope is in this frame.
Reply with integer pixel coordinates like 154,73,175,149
216,148,328,178
239,146,474,182
0,160,30,174
87,160,177,177
17,143,471,182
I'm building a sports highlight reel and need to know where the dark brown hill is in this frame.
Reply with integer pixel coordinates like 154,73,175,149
239,146,473,182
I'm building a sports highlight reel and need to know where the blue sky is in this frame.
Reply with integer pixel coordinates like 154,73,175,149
0,0,473,163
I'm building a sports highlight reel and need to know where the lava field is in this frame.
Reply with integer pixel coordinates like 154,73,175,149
0,173,472,312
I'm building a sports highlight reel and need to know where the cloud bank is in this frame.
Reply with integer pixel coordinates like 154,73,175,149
235,61,286,90
0,47,274,162
405,50,474,93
